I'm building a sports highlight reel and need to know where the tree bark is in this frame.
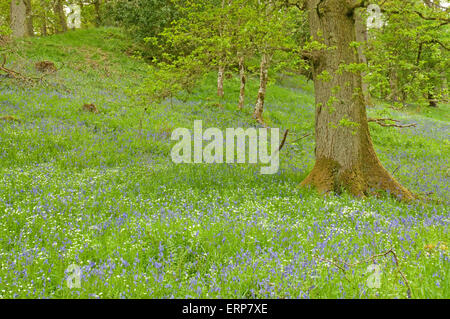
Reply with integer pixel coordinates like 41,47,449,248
354,8,371,106
301,0,413,201
253,53,270,124
10,0,33,38
238,55,246,110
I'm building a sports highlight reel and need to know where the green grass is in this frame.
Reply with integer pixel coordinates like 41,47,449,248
0,27,448,299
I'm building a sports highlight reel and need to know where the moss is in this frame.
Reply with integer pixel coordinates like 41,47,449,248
301,156,414,202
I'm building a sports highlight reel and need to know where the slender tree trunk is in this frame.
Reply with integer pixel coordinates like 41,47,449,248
24,0,33,36
238,55,246,110
301,0,413,200
427,91,437,107
388,69,400,102
54,0,68,33
10,0,33,38
442,73,448,102
217,65,225,98
94,0,102,27
217,0,226,99
253,53,270,124
40,16,48,36
40,0,48,36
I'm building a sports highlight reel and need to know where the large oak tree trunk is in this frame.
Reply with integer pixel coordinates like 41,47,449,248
354,8,371,106
301,0,413,201
253,53,270,124
10,0,34,38
238,55,246,110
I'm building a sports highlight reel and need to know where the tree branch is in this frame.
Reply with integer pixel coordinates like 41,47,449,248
315,248,412,298
383,8,450,24
368,118,417,128
279,129,290,151
0,54,52,84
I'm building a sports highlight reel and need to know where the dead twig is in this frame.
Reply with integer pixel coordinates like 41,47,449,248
314,248,412,298
314,255,352,283
278,129,289,151
392,165,401,175
291,133,312,143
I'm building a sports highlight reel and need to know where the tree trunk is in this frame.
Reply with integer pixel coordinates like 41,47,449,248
238,55,246,110
253,53,270,124
40,16,48,36
94,0,102,27
427,90,438,107
54,0,68,33
24,0,33,36
442,73,448,102
10,0,33,38
354,8,371,106
301,0,413,201
40,0,48,36
388,69,400,102
217,66,225,98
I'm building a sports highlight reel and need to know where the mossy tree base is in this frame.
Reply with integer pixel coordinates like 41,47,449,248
300,157,414,201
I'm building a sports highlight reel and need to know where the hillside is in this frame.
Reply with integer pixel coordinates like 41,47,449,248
0,28,448,298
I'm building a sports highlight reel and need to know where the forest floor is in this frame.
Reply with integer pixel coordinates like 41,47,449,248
0,28,448,298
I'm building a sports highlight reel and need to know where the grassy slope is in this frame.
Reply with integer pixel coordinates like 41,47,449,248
0,28,448,299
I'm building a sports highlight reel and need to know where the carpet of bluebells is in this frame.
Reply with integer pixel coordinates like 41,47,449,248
0,28,448,299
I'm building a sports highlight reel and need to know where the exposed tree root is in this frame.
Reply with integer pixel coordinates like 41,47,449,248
301,157,415,202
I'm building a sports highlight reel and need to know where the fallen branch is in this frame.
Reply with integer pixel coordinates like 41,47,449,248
368,118,417,128
314,248,412,298
0,54,50,84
